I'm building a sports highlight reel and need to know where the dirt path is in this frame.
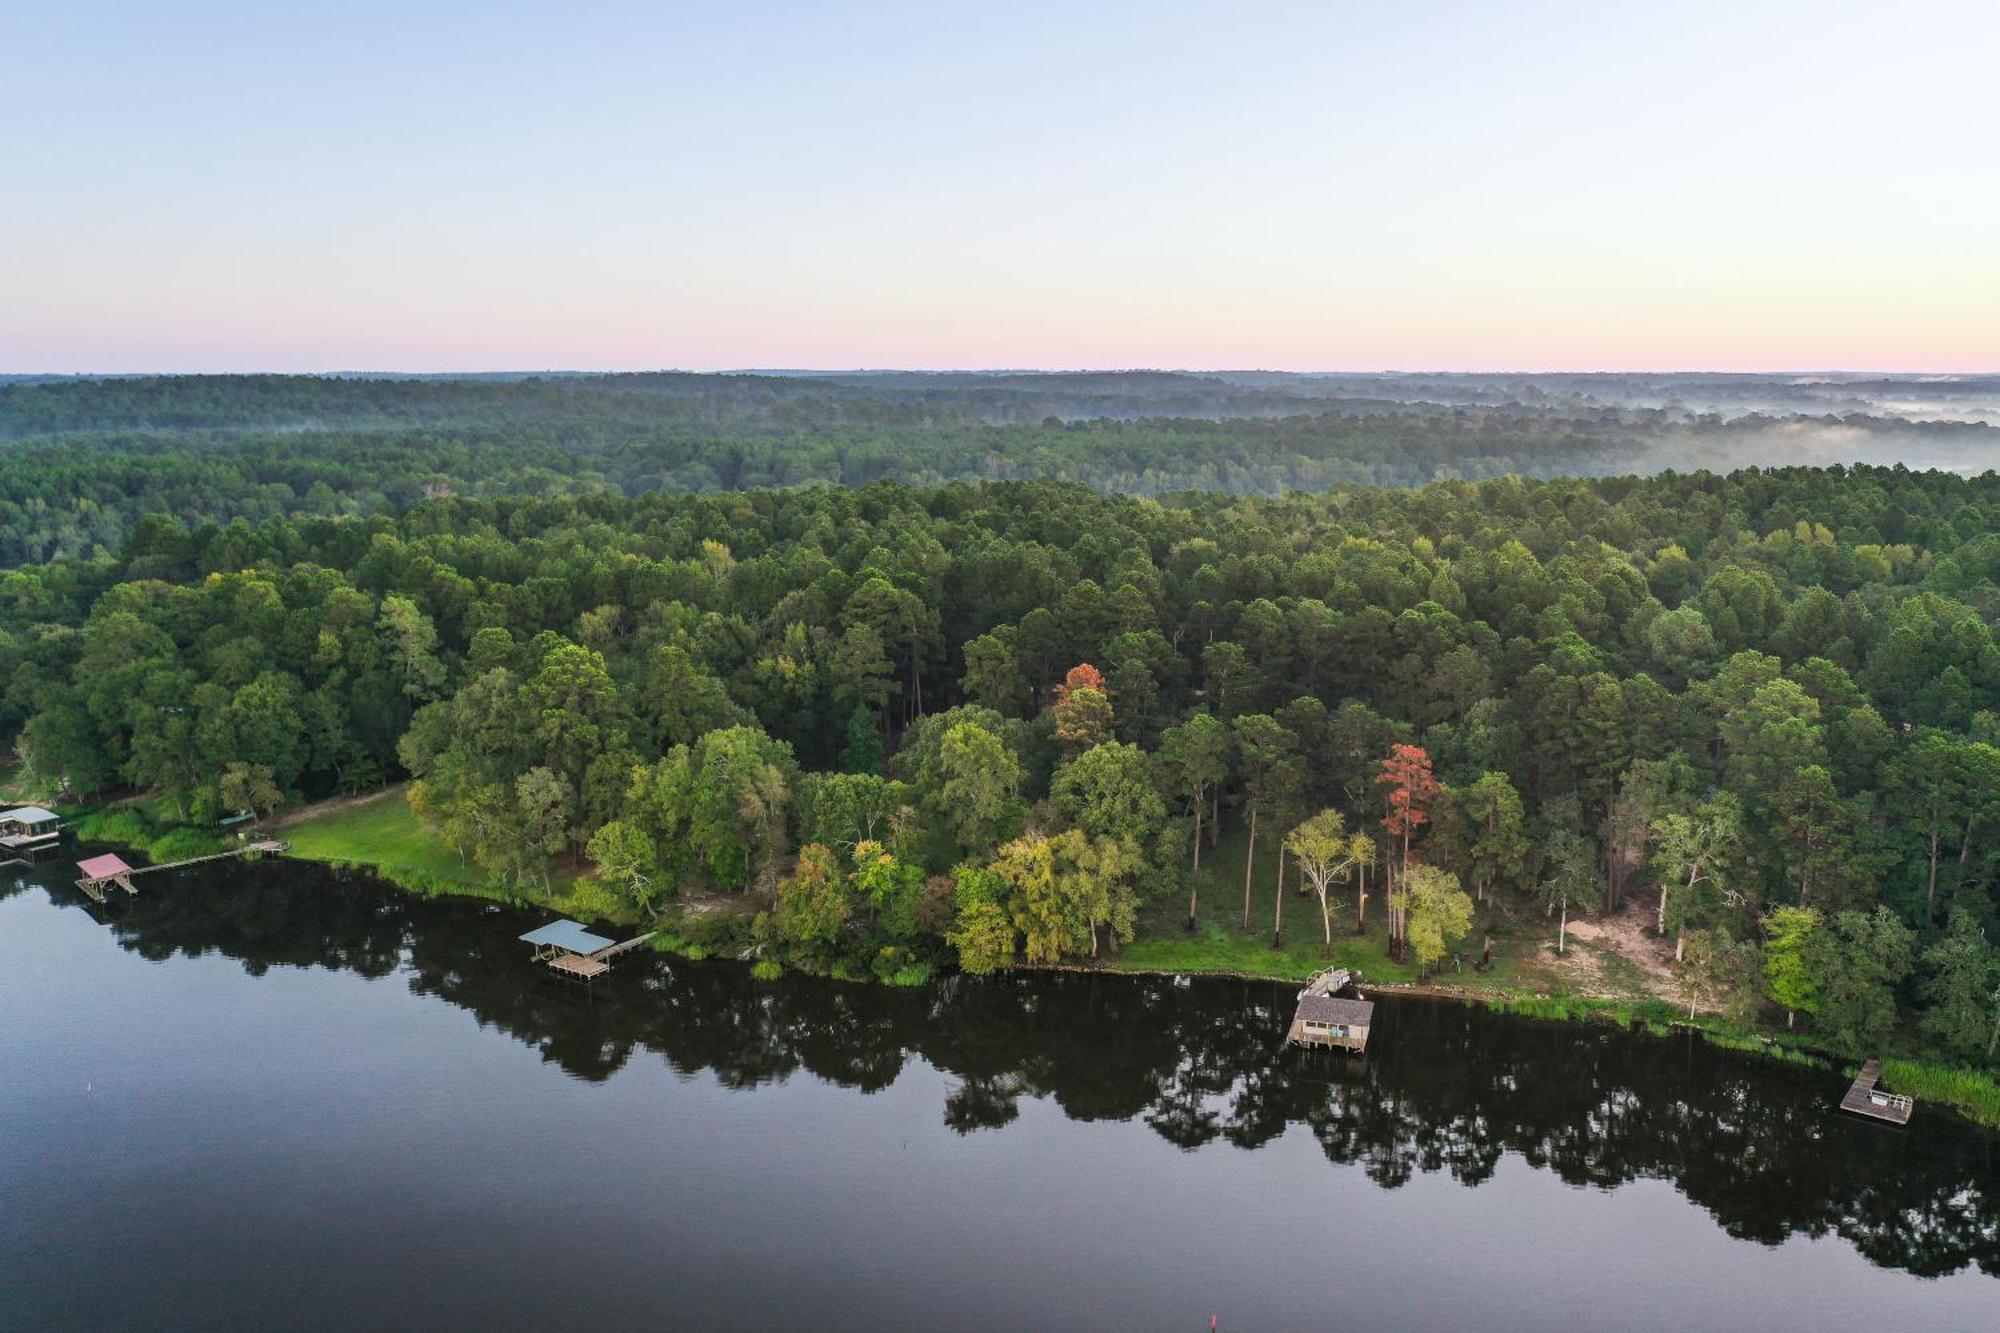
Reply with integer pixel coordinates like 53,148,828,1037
672,889,770,921
271,784,405,828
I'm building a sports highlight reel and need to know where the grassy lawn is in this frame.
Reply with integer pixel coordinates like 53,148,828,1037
281,786,621,922
1113,824,1543,990
285,788,486,886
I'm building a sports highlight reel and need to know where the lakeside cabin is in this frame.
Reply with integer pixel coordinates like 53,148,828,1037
1288,969,1373,1054
0,805,63,853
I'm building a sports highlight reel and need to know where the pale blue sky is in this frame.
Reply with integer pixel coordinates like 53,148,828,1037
3,1,1995,371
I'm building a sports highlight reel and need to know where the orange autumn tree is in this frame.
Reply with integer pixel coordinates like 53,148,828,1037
1053,663,1104,704
1051,663,1112,753
1376,743,1439,955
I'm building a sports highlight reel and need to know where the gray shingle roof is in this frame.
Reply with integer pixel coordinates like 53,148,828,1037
1296,995,1374,1026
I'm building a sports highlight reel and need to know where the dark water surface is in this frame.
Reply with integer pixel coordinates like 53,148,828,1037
2,856,1996,1331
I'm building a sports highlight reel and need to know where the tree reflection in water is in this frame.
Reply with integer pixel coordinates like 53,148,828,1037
43,856,2000,1280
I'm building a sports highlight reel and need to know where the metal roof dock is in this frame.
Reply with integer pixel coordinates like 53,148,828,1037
519,920,616,955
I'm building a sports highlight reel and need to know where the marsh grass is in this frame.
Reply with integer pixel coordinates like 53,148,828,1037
1879,1060,2000,1129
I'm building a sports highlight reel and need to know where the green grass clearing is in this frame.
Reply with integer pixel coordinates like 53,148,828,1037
282,787,621,923
1113,824,1534,987
285,789,488,887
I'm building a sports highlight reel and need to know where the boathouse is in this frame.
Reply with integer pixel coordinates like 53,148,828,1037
1290,994,1374,1052
0,805,63,851
1288,968,1374,1052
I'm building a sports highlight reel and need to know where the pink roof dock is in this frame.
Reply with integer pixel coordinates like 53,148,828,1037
77,853,134,880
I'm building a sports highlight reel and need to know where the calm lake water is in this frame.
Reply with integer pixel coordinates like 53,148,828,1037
3,855,1996,1331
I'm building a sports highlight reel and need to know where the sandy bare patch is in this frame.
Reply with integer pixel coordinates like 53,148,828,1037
1540,903,1695,1007
271,784,404,828
673,890,768,921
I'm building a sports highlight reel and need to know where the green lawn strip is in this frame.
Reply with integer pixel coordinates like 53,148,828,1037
281,788,627,925
284,791,485,886
1114,824,1532,987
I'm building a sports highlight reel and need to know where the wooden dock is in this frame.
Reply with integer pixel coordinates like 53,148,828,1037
548,953,610,981
75,873,136,904
1839,1059,1913,1125
76,841,288,901
547,931,659,982
588,931,657,963
126,841,289,880
521,920,657,983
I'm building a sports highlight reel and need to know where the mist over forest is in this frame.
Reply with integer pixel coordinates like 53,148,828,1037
0,370,1993,566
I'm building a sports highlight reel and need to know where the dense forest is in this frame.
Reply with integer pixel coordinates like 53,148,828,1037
2,372,1994,566
6,463,2000,1072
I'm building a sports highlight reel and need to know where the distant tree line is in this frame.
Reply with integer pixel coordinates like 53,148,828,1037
1,372,1991,566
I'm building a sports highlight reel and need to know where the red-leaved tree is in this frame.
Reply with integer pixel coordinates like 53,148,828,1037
1051,663,1112,753
1052,663,1105,705
1376,743,1438,954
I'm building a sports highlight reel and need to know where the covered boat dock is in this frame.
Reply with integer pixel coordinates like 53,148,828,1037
520,919,656,983
72,842,289,904
75,852,137,903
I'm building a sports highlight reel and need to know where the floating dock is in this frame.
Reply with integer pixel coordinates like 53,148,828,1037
1839,1059,1913,1125
1288,968,1373,1053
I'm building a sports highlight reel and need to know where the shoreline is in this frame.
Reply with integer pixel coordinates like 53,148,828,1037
282,838,2000,1132
65,797,2000,1133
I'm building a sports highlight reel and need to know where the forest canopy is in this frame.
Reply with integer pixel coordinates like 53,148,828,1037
6,460,2000,1066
